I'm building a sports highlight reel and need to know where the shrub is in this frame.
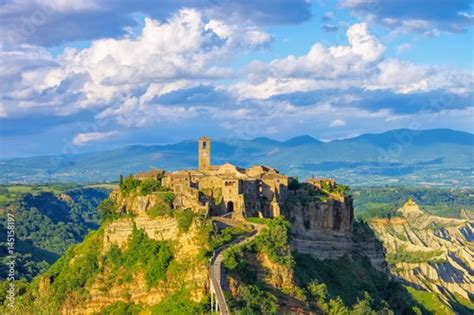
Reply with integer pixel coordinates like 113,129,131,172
288,177,301,190
139,178,162,195
103,226,173,288
209,226,246,250
151,289,207,315
119,176,141,197
236,284,279,314
146,192,175,218
175,208,195,233
97,198,118,223
100,302,141,315
254,217,294,268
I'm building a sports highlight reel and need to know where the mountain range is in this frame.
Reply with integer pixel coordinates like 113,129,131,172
1,128,473,186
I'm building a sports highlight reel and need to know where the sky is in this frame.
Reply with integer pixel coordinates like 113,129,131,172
0,0,473,158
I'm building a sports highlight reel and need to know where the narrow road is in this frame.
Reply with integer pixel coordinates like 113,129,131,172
209,217,263,314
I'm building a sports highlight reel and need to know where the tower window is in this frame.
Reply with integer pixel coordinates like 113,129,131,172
202,141,207,149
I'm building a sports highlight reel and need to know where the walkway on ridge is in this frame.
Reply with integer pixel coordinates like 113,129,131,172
209,215,265,314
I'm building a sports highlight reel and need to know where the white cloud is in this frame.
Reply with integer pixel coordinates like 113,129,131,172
0,8,271,120
72,131,115,145
233,22,471,99
234,22,385,99
329,119,346,127
364,59,474,94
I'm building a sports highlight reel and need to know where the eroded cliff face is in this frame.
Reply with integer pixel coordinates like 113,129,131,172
22,187,213,315
287,195,385,270
60,213,209,315
370,200,474,308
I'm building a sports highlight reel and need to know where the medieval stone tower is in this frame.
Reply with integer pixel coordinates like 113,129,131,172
198,136,211,170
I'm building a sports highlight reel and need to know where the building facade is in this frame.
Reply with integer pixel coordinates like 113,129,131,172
162,137,288,218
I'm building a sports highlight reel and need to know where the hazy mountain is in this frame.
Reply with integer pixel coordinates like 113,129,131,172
1,129,473,186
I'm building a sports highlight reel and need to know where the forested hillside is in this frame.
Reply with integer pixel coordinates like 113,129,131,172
0,185,111,280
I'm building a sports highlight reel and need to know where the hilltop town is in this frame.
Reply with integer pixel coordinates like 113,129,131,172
130,137,354,237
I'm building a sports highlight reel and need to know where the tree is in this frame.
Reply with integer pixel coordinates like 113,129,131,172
97,198,118,223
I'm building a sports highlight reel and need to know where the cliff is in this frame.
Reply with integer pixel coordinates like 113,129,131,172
6,188,214,315
286,191,386,270
369,199,474,312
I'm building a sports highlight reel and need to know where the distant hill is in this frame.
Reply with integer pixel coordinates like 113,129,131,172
1,129,473,186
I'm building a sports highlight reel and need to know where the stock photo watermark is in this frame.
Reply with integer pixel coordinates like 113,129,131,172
5,209,16,309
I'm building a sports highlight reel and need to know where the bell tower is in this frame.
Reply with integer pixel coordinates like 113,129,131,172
198,136,211,170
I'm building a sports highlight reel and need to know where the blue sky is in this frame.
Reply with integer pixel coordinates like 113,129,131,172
0,0,473,158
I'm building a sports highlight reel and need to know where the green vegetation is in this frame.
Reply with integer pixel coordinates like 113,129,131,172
0,184,80,207
352,186,474,219
147,192,175,218
175,208,196,233
119,176,141,196
0,186,109,281
254,217,293,268
406,287,454,315
97,198,119,223
386,246,445,264
224,217,293,271
295,253,423,314
224,216,422,314
102,225,173,288
321,182,350,196
119,175,168,197
43,228,104,309
245,217,273,225
223,218,295,313
144,190,196,234
288,177,301,190
151,289,209,315
228,284,278,314
99,301,142,315
208,226,248,250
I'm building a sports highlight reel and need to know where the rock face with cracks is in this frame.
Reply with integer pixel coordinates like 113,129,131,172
369,199,474,309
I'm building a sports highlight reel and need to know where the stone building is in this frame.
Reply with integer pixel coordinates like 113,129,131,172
162,137,288,218
160,136,353,238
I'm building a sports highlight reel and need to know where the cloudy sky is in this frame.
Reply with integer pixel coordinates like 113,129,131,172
0,0,473,157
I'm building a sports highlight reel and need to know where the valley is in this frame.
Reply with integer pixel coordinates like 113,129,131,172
0,180,472,314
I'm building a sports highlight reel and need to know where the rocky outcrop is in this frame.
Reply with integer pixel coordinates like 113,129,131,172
67,213,210,314
111,190,164,215
103,216,179,251
370,200,474,308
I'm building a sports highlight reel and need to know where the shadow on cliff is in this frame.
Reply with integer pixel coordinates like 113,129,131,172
293,220,432,314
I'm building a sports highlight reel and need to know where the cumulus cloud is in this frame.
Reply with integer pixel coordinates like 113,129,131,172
340,0,473,34
72,131,115,145
234,22,385,99
0,0,310,46
0,9,271,121
233,22,472,101
0,6,472,156
366,59,472,94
